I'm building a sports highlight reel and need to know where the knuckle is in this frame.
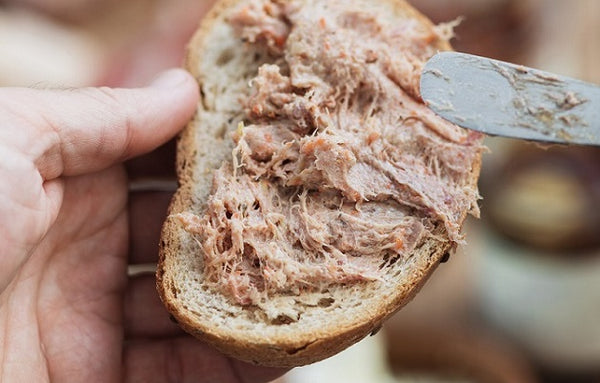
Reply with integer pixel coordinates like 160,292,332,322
80,86,137,160
83,86,122,106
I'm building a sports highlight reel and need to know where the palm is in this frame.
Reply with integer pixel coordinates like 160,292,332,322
1,166,128,382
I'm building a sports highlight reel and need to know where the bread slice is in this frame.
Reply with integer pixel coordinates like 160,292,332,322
157,0,483,367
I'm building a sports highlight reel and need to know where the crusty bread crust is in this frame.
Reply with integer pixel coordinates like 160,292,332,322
157,0,482,367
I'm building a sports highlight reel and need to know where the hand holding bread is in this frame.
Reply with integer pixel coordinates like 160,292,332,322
0,70,284,382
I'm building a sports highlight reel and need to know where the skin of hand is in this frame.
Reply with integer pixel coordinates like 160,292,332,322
0,69,286,383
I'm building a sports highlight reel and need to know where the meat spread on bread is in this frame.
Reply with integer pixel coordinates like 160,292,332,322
177,0,481,310
158,0,483,367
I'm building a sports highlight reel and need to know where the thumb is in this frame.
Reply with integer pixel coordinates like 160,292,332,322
0,68,199,179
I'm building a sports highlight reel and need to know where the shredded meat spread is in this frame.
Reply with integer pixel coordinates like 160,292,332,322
179,0,483,306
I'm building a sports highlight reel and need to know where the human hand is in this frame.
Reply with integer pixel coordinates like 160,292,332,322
0,69,286,382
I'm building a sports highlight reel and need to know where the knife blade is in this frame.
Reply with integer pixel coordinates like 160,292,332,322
420,52,600,146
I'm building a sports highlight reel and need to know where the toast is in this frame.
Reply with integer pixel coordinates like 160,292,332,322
157,0,483,367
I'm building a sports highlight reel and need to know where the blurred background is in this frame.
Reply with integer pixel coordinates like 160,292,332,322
2,0,599,382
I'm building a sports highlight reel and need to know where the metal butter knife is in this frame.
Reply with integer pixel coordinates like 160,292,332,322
420,52,600,146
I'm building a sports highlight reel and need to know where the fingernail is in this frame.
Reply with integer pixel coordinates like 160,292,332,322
150,69,190,89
